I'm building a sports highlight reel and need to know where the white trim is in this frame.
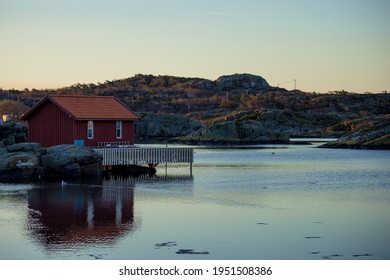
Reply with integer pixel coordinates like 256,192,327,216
87,121,94,139
116,120,122,139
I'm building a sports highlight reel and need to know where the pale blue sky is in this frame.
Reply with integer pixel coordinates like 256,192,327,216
0,0,389,92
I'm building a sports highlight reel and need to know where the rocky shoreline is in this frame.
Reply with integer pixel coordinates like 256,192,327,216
0,142,159,183
1,109,390,182
135,110,338,145
318,114,390,150
0,143,103,182
135,111,390,149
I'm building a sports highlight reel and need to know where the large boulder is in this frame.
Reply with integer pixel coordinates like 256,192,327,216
216,74,270,92
41,145,103,178
0,144,103,182
0,152,39,182
6,142,41,153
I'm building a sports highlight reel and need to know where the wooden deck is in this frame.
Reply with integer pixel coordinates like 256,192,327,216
93,147,194,173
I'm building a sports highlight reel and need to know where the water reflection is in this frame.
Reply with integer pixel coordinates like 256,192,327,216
2,146,389,260
25,174,194,252
27,182,135,248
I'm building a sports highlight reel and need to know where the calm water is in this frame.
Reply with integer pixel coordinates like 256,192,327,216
0,144,389,260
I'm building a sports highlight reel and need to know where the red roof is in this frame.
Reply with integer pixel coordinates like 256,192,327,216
22,95,140,121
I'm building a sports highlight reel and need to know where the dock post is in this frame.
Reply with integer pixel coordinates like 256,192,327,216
165,143,168,176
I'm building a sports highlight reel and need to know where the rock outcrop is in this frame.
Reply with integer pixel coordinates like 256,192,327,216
319,115,390,149
135,113,201,140
179,120,289,144
0,151,39,182
0,143,103,182
0,122,28,147
179,109,343,144
216,73,270,92
41,145,103,178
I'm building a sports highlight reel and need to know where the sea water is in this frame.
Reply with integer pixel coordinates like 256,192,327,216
0,144,389,260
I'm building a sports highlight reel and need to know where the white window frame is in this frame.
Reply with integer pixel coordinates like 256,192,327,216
116,120,122,139
87,121,94,139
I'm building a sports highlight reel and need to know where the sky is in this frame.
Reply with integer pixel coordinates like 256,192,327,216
0,0,389,93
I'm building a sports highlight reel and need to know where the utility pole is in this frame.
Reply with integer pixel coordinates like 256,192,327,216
294,79,297,90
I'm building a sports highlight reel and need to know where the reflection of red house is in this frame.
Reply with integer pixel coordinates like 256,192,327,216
27,183,135,247
21,95,140,147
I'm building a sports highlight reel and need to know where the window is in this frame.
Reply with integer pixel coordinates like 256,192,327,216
116,120,122,139
87,121,94,139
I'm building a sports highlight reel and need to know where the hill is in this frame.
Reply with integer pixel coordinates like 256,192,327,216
1,73,390,148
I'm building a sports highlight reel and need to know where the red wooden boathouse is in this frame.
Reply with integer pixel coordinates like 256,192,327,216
20,95,140,147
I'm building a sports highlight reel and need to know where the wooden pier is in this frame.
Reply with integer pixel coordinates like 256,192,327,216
93,147,194,175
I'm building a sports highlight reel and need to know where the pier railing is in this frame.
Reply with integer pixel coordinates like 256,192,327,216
93,147,194,166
